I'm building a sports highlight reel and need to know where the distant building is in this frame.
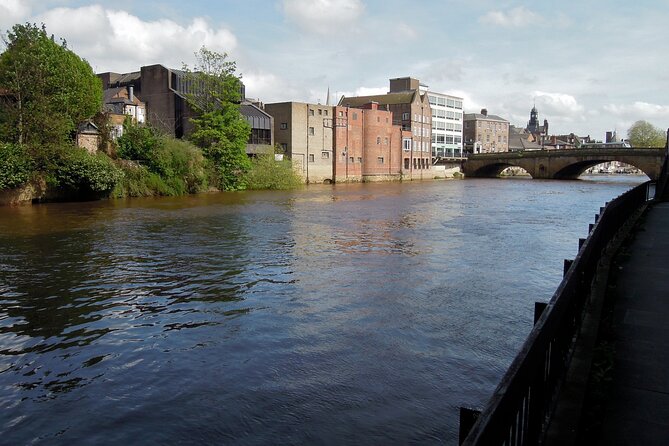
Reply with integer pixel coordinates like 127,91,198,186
103,85,146,139
338,77,432,179
524,105,549,147
508,125,542,151
98,65,273,154
427,91,464,159
265,102,334,183
463,109,510,153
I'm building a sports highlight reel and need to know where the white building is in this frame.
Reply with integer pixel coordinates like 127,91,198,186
427,92,464,158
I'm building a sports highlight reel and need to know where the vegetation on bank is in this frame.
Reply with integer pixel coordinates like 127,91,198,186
0,24,301,203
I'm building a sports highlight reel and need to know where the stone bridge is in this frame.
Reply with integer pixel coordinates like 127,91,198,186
462,148,666,180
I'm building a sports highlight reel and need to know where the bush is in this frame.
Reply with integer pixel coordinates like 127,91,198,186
115,121,209,196
0,143,34,190
245,153,302,190
54,148,123,196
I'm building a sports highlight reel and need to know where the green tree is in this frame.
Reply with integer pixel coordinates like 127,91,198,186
246,151,302,190
627,120,666,148
182,47,251,191
0,23,102,147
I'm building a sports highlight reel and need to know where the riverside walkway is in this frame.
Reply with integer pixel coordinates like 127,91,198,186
589,201,669,445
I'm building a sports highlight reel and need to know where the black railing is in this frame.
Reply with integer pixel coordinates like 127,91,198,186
460,180,654,445
654,129,669,200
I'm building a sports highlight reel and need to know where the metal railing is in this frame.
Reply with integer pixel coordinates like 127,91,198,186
460,180,654,445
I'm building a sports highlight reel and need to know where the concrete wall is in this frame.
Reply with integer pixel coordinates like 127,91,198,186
266,102,334,184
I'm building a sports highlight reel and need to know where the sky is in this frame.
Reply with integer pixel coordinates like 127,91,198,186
1,0,668,139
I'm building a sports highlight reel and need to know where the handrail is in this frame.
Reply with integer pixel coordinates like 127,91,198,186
460,181,653,445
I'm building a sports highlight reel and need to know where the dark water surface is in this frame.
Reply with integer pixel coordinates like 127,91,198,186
0,176,645,445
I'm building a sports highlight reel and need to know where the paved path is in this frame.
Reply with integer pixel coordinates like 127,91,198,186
597,201,669,445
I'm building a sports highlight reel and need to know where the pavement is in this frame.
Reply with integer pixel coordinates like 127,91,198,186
594,201,669,445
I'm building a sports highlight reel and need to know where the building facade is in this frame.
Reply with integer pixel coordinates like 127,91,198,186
427,91,464,159
98,65,273,154
332,102,408,182
339,77,432,179
463,109,510,153
265,102,334,184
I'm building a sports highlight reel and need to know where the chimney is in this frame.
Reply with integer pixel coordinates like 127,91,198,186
481,108,488,116
128,85,134,102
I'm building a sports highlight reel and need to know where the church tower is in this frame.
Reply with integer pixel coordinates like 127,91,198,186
527,105,539,133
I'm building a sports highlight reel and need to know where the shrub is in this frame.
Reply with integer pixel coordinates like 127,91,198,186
0,143,34,190
54,148,123,196
245,153,302,190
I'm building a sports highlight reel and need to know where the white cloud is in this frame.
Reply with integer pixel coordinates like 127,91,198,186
603,101,669,119
479,7,542,28
33,6,237,72
533,91,584,114
0,0,32,30
282,0,364,35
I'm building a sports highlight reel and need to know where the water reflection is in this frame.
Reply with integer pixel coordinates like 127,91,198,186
0,177,646,444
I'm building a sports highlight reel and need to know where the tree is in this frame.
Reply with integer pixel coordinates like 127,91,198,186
627,120,666,148
0,23,103,147
182,47,251,191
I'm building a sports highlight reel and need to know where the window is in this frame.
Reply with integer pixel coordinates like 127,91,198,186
377,116,380,122
308,127,315,135
403,138,411,151
318,109,322,115
309,109,314,116
352,112,358,120
280,122,288,130
455,100,463,109
357,157,362,163
349,156,354,163
376,137,381,144
324,110,328,116
384,137,388,145
338,111,343,117
308,154,315,162
402,112,410,120
377,157,384,164
280,143,288,151
322,151,330,159
404,158,410,169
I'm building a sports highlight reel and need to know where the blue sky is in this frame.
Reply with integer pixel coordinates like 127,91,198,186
1,0,667,139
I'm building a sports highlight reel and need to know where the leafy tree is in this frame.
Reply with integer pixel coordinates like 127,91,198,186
0,143,34,190
182,47,251,191
627,120,666,148
0,23,102,147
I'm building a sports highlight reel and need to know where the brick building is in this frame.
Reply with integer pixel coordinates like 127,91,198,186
338,77,432,179
463,109,510,153
332,102,409,182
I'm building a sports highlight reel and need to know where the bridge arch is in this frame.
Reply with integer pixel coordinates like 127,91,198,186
553,159,651,179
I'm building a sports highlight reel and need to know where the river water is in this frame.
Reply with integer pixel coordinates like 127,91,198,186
0,176,646,445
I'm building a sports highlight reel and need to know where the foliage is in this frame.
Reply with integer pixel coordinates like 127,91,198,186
0,23,103,147
116,118,162,162
182,47,251,191
0,143,34,190
53,148,123,196
627,120,666,148
114,120,209,196
245,153,302,190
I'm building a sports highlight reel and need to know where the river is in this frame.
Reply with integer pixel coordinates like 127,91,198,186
0,176,646,445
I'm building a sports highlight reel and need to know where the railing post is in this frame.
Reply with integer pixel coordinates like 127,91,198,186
459,407,481,445
564,259,573,276
534,302,548,325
